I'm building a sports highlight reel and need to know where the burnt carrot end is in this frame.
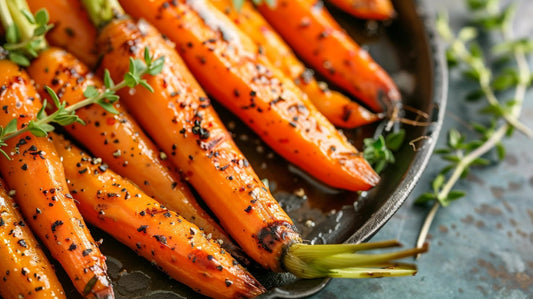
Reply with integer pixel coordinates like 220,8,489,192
257,0,400,113
27,47,239,256
0,60,113,299
52,133,266,299
327,0,396,20
27,0,99,68
118,0,380,191
0,179,66,299
209,0,381,128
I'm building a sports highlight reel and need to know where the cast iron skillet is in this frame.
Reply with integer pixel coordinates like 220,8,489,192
53,0,447,297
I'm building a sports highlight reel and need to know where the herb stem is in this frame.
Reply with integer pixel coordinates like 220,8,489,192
448,36,532,137
416,5,531,251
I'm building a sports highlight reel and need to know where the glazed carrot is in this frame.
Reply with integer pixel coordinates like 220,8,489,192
26,47,238,255
52,133,265,299
210,0,381,128
256,0,401,112
0,179,66,299
91,16,298,271
0,59,113,299
118,0,380,191
327,0,395,20
81,0,426,278
27,0,99,68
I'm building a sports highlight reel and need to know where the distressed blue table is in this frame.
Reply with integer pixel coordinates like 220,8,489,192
314,0,533,298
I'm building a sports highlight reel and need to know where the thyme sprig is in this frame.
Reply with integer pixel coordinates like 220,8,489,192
363,129,405,174
415,0,532,252
0,48,164,159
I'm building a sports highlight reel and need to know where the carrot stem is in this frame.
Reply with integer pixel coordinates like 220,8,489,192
283,241,428,279
1,0,48,52
80,0,124,28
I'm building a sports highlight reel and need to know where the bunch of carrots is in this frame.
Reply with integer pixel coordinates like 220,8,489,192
0,0,427,298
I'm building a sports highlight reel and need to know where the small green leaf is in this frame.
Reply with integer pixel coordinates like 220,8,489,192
8,52,31,67
103,69,115,89
97,100,119,114
496,143,506,161
83,85,99,98
385,129,405,151
35,9,50,26
448,129,462,149
139,80,154,93
44,86,61,108
37,100,48,120
144,46,151,64
27,121,54,137
147,56,165,76
447,190,466,201
471,157,491,166
465,89,484,102
124,73,139,88
415,192,437,205
458,27,477,42
432,174,445,193
3,118,18,135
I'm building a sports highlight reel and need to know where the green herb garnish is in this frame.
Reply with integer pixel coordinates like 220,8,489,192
415,0,532,252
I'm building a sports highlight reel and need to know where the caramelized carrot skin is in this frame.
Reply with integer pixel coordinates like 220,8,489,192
96,18,300,272
52,133,265,299
26,47,235,251
27,0,99,68
0,60,112,299
257,0,400,112
210,0,380,128
327,0,395,20
119,0,379,192
0,180,66,299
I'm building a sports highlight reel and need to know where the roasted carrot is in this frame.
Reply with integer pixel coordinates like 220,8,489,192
76,1,426,278
327,0,395,20
89,15,299,271
0,59,113,298
52,132,265,299
0,178,66,299
27,0,99,68
26,47,239,255
117,0,379,192
210,0,380,128
256,0,400,112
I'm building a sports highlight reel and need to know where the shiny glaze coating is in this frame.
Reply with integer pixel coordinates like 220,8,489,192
96,18,300,272
0,60,113,299
257,0,400,112
119,0,380,191
27,47,236,252
210,0,380,128
0,179,66,299
53,133,265,299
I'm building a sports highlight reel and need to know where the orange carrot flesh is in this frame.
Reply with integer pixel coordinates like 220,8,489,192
327,0,395,20
0,179,66,299
27,0,99,68
52,133,266,299
210,0,381,128
257,0,400,112
119,0,380,192
94,17,301,272
0,60,112,299
26,47,237,254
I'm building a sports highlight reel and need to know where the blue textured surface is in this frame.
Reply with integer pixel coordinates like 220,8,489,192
314,1,533,298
